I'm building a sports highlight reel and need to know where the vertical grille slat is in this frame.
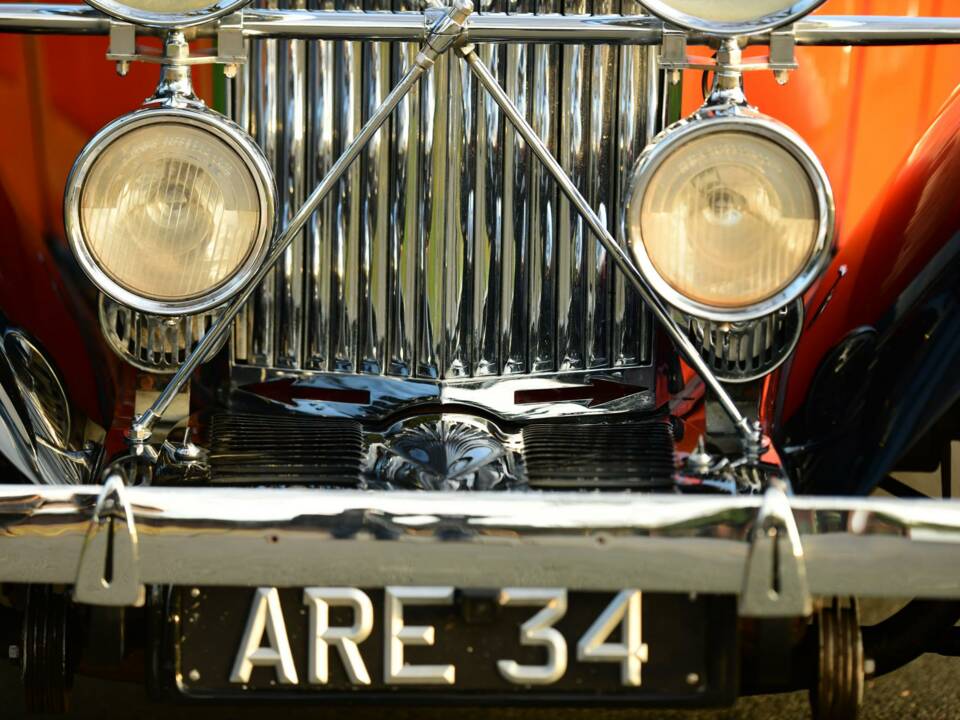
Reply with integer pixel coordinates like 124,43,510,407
276,7,307,368
613,5,657,367
233,4,656,382
527,0,559,374
360,0,391,374
473,2,504,377
304,0,336,371
499,0,530,375
557,0,587,372
388,0,421,377
585,0,617,369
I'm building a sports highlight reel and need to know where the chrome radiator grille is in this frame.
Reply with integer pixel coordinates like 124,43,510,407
229,1,658,381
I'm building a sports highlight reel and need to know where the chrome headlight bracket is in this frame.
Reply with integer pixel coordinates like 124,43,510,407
108,14,246,79
65,105,276,316
660,28,799,87
624,104,835,324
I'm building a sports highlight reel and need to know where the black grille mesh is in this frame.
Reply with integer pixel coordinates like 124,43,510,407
522,419,677,490
208,413,364,485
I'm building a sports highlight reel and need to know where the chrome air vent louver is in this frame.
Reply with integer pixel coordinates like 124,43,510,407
678,300,804,383
227,0,658,408
99,295,224,374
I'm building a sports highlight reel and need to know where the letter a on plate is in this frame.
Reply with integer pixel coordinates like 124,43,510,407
230,587,299,684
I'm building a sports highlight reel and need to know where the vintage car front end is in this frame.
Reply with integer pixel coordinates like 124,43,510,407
0,0,959,716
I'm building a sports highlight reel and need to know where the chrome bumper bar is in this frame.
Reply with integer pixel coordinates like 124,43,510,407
0,5,959,46
1,479,959,617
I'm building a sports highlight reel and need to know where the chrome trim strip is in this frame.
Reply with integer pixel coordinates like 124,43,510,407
3,484,960,601
4,6,960,46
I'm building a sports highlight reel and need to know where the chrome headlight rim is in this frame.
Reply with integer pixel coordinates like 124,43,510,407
84,0,252,29
639,0,828,36
624,109,835,324
65,106,275,317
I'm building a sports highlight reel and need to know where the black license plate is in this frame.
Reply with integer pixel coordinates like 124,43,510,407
169,586,737,705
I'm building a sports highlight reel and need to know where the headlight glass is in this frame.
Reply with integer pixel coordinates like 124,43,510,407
626,116,834,321
67,110,274,315
81,125,259,302
635,131,817,309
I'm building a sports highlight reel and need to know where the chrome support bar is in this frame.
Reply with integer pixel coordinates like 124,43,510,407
129,0,475,441
1,484,959,615
457,42,755,443
1,6,960,46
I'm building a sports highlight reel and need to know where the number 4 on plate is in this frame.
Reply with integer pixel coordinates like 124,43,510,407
577,590,649,686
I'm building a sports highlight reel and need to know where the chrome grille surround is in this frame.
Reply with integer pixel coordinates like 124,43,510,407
229,2,659,420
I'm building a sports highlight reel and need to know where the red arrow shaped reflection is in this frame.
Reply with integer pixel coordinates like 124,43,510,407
514,378,648,408
242,378,370,406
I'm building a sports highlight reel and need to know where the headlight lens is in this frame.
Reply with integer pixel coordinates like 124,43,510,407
626,115,833,321
66,109,274,315
640,0,827,34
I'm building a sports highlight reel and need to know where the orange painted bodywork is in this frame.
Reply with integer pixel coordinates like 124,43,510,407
0,0,958,433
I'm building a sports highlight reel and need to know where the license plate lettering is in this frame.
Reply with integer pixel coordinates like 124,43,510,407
384,586,457,685
303,587,374,685
228,586,648,688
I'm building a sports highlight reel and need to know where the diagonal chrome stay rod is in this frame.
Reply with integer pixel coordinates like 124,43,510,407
457,42,755,444
130,0,475,442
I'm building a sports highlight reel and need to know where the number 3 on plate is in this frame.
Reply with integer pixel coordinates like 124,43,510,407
577,589,648,686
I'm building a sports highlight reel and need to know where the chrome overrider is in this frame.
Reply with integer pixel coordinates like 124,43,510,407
0,477,958,618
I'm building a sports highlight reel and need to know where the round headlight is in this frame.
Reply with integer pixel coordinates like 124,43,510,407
84,0,252,28
640,0,827,35
625,111,833,322
65,108,275,316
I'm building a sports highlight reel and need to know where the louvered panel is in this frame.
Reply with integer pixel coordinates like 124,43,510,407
232,3,656,386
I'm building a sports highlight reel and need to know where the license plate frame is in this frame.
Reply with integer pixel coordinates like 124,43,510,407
155,586,738,707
